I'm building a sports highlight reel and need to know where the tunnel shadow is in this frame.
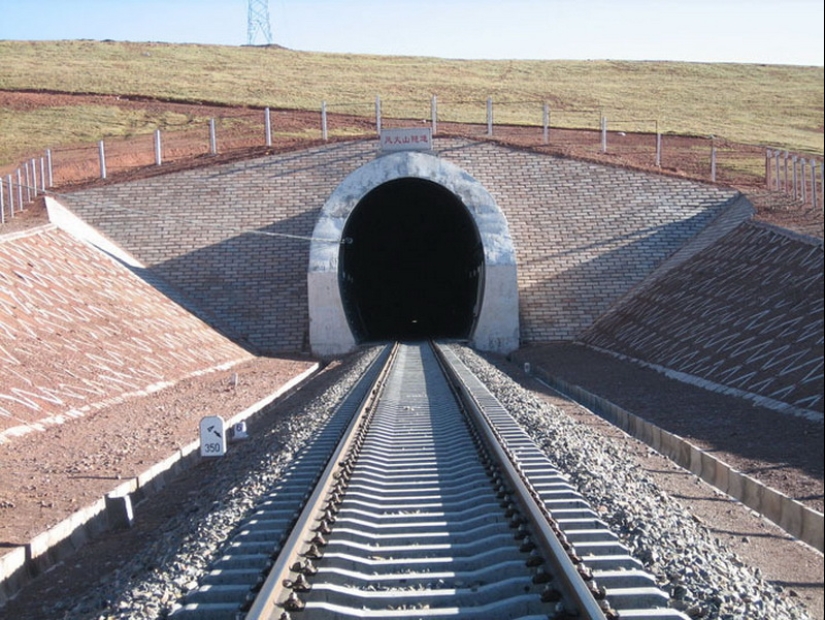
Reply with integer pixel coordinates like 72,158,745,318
340,178,483,344
146,211,319,355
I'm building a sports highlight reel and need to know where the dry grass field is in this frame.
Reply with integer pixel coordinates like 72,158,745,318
0,40,821,162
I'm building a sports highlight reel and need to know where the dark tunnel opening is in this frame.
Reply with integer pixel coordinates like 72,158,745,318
339,177,484,342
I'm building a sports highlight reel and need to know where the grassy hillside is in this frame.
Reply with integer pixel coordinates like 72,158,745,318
0,40,822,167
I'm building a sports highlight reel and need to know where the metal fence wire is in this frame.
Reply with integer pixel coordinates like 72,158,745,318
1,97,822,223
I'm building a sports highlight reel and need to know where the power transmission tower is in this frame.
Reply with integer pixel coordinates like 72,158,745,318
247,0,273,46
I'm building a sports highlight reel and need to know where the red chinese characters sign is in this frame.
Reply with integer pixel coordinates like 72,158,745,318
379,128,432,152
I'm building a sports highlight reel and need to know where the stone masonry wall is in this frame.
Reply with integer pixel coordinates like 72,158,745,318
440,141,743,342
57,137,745,354
59,141,377,353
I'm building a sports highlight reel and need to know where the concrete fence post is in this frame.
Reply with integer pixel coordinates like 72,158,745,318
6,175,13,215
773,151,781,191
820,161,824,211
0,177,5,224
792,156,799,200
98,140,107,179
600,116,607,153
209,119,217,155
543,103,549,144
16,170,23,208
710,138,716,183
23,161,29,202
39,157,46,192
46,149,53,188
655,132,662,167
486,97,493,136
30,158,38,198
154,129,163,166
24,160,32,202
264,107,272,147
800,158,807,203
24,161,30,200
321,101,328,141
431,95,437,136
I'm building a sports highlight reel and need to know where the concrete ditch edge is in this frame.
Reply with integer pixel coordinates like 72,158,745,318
531,367,824,554
0,363,319,607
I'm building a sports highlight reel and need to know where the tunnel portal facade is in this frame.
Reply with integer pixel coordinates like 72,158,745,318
308,151,519,357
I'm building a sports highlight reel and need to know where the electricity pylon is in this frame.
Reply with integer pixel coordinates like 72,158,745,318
247,0,273,46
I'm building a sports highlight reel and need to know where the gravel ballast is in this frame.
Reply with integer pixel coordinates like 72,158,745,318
2,344,818,620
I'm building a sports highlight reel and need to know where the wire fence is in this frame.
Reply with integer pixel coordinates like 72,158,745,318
1,96,822,224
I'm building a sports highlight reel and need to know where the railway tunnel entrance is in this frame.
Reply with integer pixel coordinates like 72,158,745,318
339,178,483,341
308,150,519,357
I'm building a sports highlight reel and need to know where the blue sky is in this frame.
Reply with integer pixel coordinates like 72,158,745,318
1,0,823,66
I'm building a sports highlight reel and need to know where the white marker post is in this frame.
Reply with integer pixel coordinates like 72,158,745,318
199,416,227,457
231,421,249,441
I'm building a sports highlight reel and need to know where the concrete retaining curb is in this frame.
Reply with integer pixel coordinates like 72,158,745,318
0,363,319,607
532,368,824,554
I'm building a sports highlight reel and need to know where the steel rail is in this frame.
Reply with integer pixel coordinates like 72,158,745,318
238,341,686,620
243,342,400,619
433,342,609,619
246,341,579,619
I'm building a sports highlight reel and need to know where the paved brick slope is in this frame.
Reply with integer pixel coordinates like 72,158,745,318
0,226,254,441
2,137,819,430
581,221,824,415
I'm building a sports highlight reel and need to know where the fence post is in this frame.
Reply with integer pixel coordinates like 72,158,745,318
46,149,53,188
264,108,272,147
800,158,807,203
600,116,607,153
30,158,38,198
809,159,815,205
24,161,31,202
209,119,217,154
375,96,381,135
1,177,5,224
775,150,780,189
773,151,781,192
782,151,789,192
16,170,23,208
792,155,799,200
765,149,772,187
23,161,32,202
486,97,493,136
655,123,662,168
155,129,163,166
431,95,437,136
321,101,328,141
710,138,716,183
98,140,107,179
6,175,13,215
39,157,46,192
543,103,549,144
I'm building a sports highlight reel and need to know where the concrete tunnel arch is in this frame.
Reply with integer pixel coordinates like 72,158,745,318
308,150,519,357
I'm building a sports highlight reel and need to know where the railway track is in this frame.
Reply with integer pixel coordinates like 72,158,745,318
171,342,688,620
